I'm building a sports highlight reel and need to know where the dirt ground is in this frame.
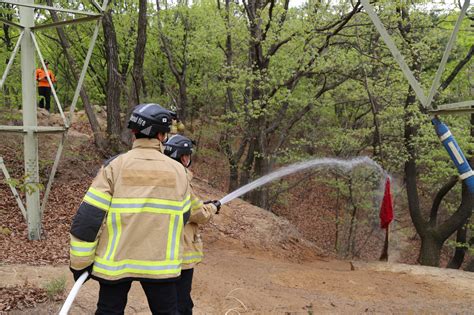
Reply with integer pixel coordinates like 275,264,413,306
2,241,473,314
2,192,473,314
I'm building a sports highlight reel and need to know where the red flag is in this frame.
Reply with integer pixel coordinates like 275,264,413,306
379,178,393,229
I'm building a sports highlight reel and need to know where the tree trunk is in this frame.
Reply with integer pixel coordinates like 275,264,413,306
245,0,269,207
250,157,269,207
2,6,13,108
156,0,189,122
447,222,468,269
465,259,474,272
335,175,341,253
363,74,382,160
240,137,256,189
221,135,246,193
404,94,425,237
419,233,443,266
121,0,148,146
102,9,123,149
347,177,358,256
219,0,239,193
177,76,188,121
464,236,474,272
46,0,108,152
471,112,474,139
2,19,12,51
229,162,239,192
249,128,270,207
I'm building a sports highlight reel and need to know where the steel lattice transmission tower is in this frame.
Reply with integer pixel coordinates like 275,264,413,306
0,0,109,240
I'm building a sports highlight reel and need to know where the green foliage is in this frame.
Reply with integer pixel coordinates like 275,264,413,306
43,276,66,301
0,111,22,122
4,175,44,194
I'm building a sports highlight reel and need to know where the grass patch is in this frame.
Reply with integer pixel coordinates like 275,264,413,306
43,276,66,301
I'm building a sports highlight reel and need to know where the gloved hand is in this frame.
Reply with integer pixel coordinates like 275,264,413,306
70,265,93,283
204,200,221,214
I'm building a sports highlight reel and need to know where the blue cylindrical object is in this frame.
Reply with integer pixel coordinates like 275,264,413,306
432,117,474,193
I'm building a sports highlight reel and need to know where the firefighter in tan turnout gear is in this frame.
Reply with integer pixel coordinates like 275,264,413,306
69,103,191,314
164,135,220,314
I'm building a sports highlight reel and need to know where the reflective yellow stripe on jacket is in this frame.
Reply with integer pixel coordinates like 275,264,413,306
183,251,203,264
70,186,111,270
94,256,181,276
166,213,183,262
83,187,112,211
104,212,122,261
70,235,98,270
109,195,191,214
70,239,98,257
93,195,191,278
190,197,203,211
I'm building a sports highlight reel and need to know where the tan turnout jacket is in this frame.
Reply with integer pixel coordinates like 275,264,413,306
182,171,217,269
70,138,191,282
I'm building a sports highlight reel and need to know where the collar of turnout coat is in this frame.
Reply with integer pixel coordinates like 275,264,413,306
132,138,164,153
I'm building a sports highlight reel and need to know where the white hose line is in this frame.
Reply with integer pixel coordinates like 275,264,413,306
59,271,89,315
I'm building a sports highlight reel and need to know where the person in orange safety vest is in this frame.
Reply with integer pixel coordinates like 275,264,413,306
164,134,220,315
35,60,56,112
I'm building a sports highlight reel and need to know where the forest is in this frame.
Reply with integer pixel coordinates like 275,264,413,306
1,0,473,270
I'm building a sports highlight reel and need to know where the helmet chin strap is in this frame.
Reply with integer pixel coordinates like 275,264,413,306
181,154,191,168
159,133,168,144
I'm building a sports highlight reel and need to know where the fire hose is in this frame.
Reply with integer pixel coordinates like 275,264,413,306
59,271,89,315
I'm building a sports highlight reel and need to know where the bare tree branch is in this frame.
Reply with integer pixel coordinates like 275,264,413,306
439,44,474,92
429,176,458,226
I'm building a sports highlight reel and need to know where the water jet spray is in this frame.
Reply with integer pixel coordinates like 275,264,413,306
218,156,388,206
